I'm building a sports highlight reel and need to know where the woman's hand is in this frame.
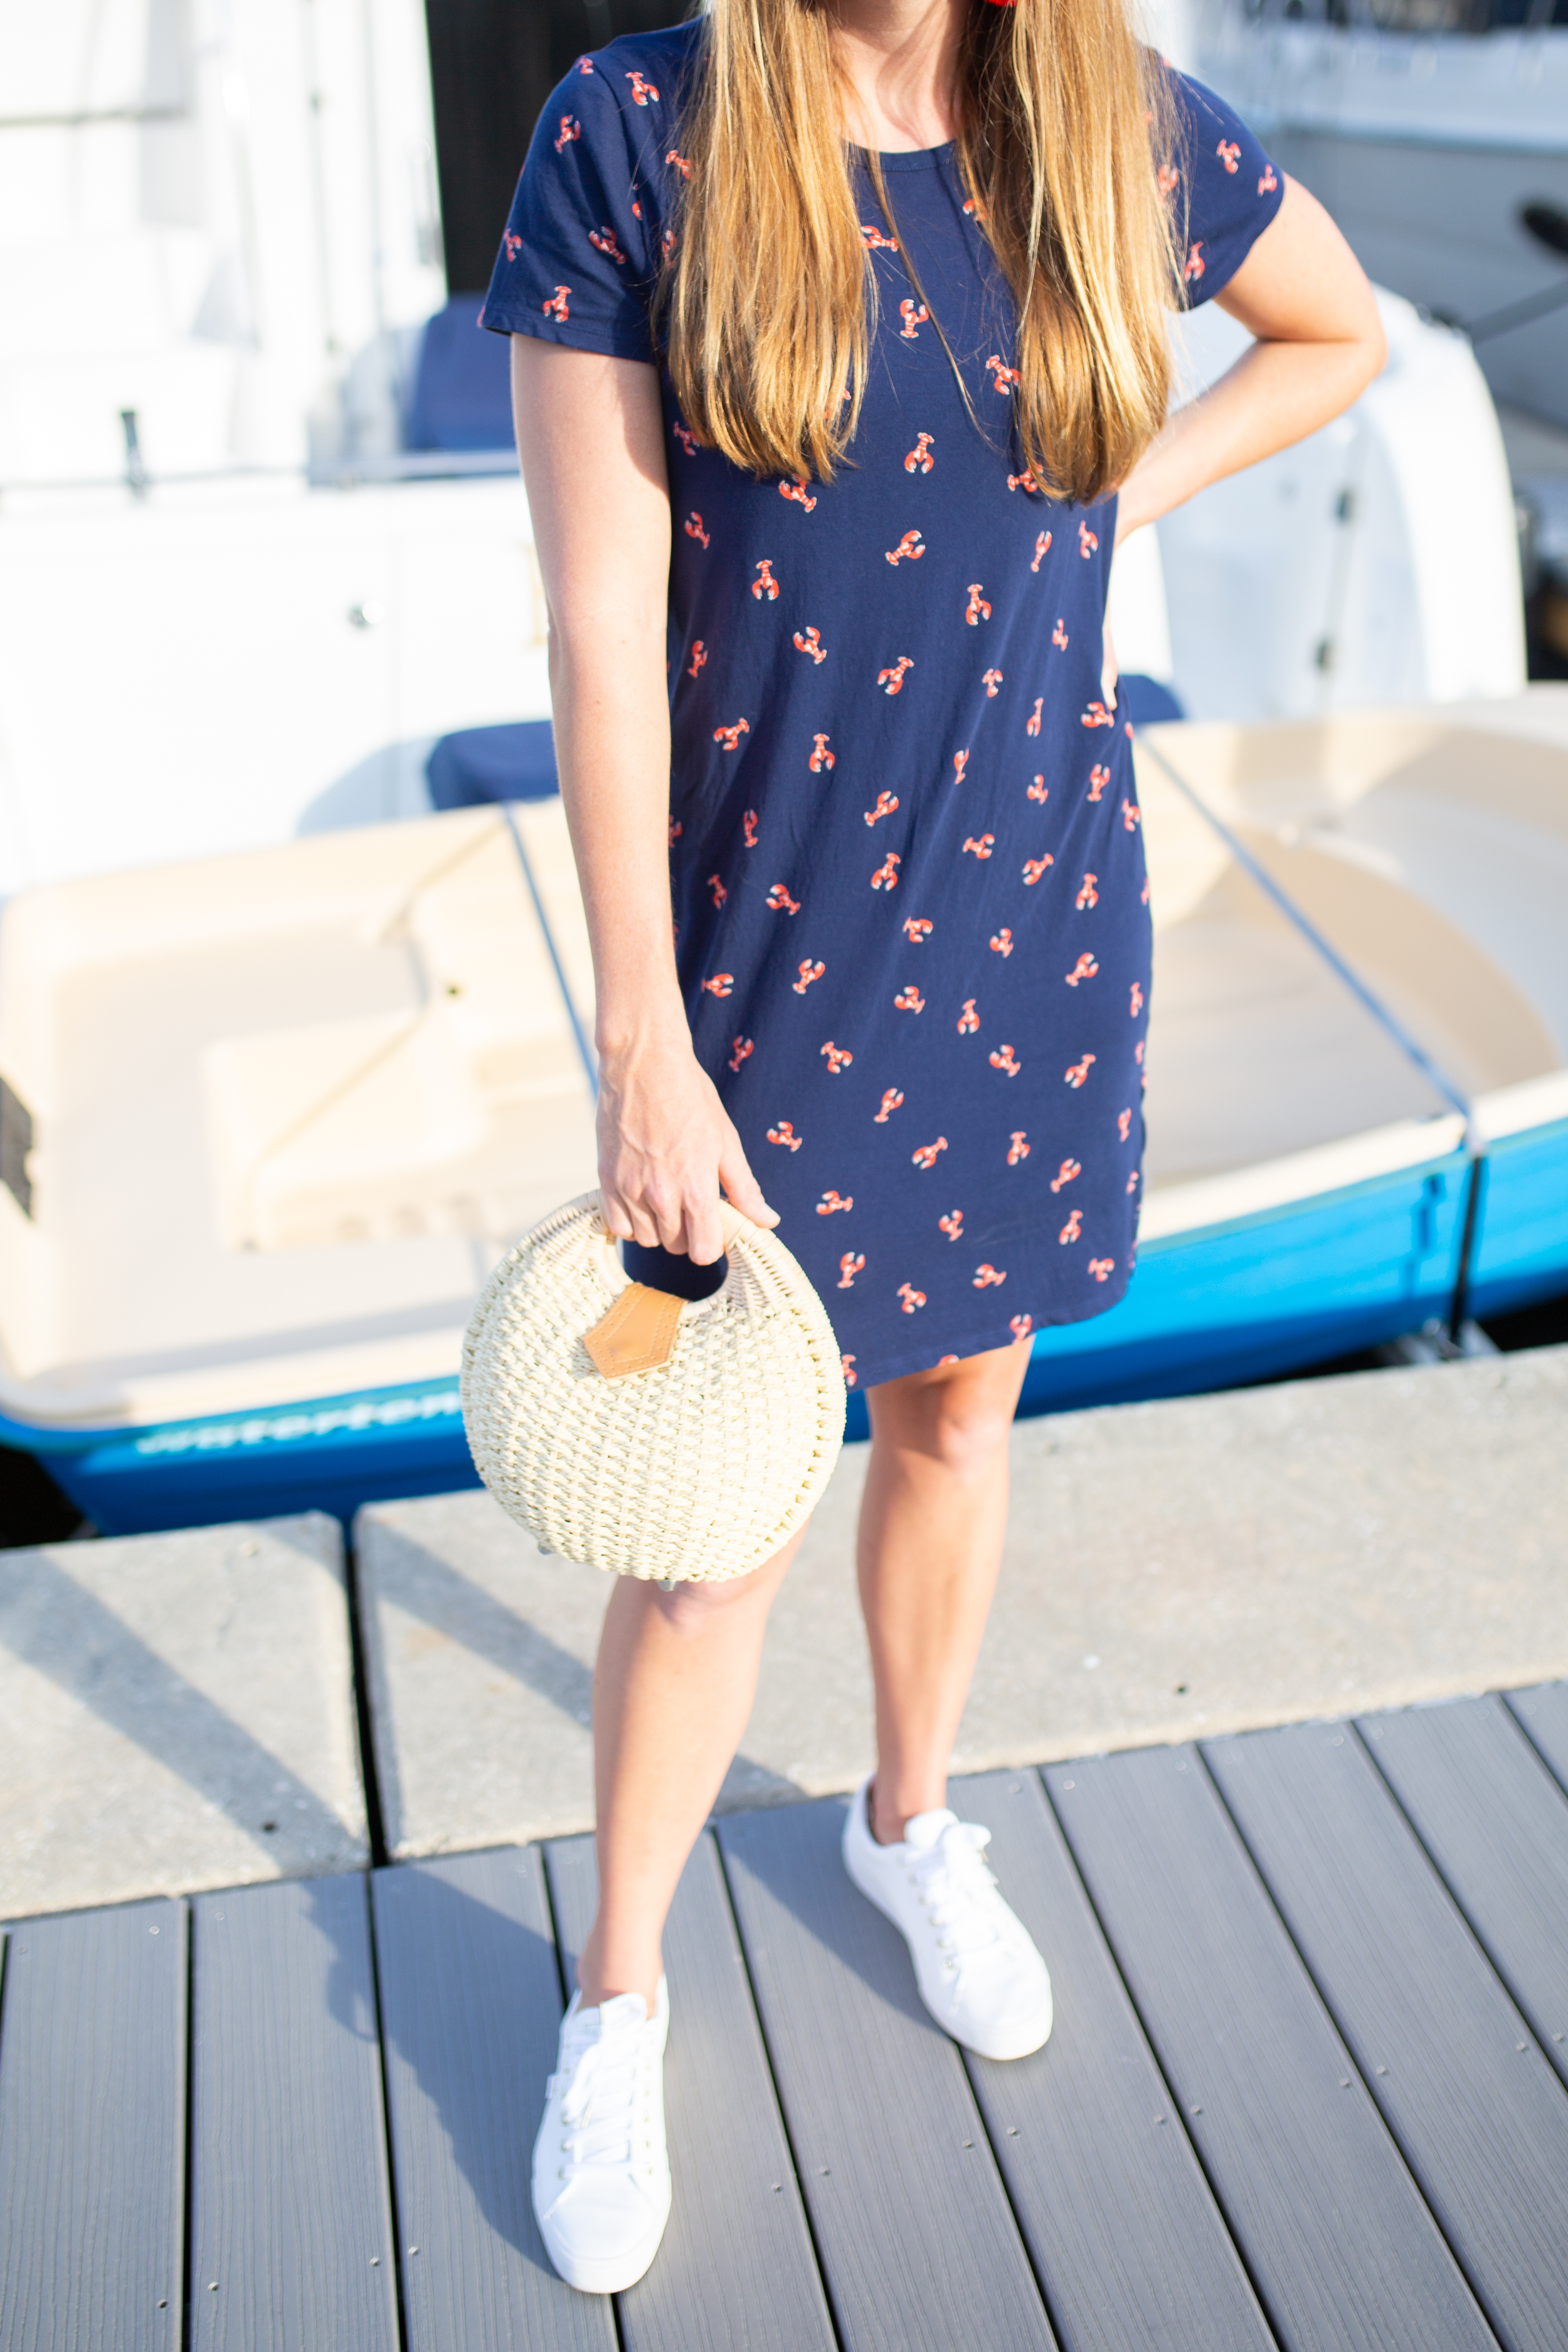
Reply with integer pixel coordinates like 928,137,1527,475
597,1024,777,1263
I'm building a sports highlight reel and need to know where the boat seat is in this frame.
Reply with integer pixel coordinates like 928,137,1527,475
405,294,515,453
426,720,558,808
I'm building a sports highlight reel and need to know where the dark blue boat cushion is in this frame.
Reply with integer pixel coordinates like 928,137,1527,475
426,720,559,808
406,295,515,453
1117,673,1186,726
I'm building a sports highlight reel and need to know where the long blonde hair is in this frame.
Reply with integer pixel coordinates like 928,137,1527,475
659,0,1183,506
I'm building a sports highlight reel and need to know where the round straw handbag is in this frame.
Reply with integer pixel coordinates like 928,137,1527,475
462,1191,845,1584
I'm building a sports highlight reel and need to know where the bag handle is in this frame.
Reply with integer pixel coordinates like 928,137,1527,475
591,1191,758,1259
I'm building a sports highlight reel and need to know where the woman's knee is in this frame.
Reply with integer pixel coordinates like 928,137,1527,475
872,1353,1023,1473
647,1535,797,1636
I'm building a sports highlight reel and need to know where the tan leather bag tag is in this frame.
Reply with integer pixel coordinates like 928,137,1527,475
583,1283,686,1380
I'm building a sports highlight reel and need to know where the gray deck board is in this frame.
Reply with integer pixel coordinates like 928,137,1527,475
0,1899,184,2352
546,1830,835,2352
1507,1680,1568,1798
188,1873,398,2352
718,1796,1056,2352
1362,1697,1568,2087
952,1769,1274,2352
371,1845,615,2352
1045,1745,1499,2352
1207,1719,1568,2352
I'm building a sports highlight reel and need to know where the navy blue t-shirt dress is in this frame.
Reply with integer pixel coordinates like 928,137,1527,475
482,28,1282,1392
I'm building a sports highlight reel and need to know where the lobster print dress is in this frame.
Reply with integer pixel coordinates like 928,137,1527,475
482,28,1283,1392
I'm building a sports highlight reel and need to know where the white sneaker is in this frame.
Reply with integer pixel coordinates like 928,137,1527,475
532,1978,672,2294
842,1777,1053,2060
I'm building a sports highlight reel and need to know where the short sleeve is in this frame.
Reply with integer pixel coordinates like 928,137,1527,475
1166,72,1285,307
480,54,662,363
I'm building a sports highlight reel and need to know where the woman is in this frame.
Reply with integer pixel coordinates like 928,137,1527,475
483,0,1383,2294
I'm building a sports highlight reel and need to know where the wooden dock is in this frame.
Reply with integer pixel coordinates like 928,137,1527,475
4,1683,1568,2352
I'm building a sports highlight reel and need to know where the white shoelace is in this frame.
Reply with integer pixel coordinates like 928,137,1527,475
907,1821,1010,1973
556,2010,652,2177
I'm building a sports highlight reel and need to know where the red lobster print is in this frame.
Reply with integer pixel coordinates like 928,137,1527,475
1008,1131,1030,1165
793,960,825,994
1022,854,1054,885
503,232,522,262
1010,1313,1034,1342
1259,164,1278,195
974,1263,1006,1288
1051,1157,1081,1192
1087,765,1110,802
862,222,899,251
809,734,835,771
1217,139,1240,173
672,420,698,455
729,1036,753,1072
1158,162,1180,200
793,627,827,664
874,1088,904,1123
963,834,994,860
1121,798,1142,832
701,973,734,997
911,1138,947,1170
838,1256,865,1291
660,228,677,263
903,917,933,945
877,656,914,694
1064,1052,1096,1087
964,584,991,625
1063,953,1098,988
684,512,710,548
904,432,935,474
714,718,750,752
1081,701,1114,729
588,226,627,263
1052,619,1069,651
1008,471,1042,495
982,669,1004,697
1129,981,1143,1017
1088,1258,1115,1283
1135,1039,1145,1064
940,1210,963,1241
1184,241,1205,282
575,54,595,72
553,117,580,152
708,872,727,909
766,882,800,914
1031,532,1052,572
953,750,969,784
752,559,779,601
886,529,925,566
1028,776,1048,803
898,300,928,339
1059,1209,1083,1244
687,640,707,679
780,476,817,511
1118,1108,1132,1142
666,148,692,178
821,1041,853,1074
625,70,659,103
1026,701,1043,739
1128,1170,1140,1195
871,852,901,890
898,1283,927,1313
841,1351,858,1383
864,792,899,827
963,195,988,223
1079,520,1099,559
817,1190,853,1214
1076,872,1098,909
743,808,758,849
956,1000,980,1034
543,285,571,319
985,355,1020,395
990,928,1014,956
668,817,682,844
894,984,925,1013
767,1120,802,1152
990,1043,1021,1076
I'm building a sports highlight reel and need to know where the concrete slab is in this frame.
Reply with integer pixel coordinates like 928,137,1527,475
0,1513,366,1919
356,1345,1568,1858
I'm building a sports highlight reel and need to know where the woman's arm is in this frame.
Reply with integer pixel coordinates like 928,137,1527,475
1115,174,1387,542
512,335,776,1263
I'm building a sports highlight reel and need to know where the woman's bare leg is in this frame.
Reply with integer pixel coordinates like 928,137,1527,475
858,1343,1030,1846
576,1532,802,2007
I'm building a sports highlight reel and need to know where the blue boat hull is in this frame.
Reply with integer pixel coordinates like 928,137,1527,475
8,1119,1564,1534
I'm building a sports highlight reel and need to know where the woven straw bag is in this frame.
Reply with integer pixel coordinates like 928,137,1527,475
462,1190,845,1582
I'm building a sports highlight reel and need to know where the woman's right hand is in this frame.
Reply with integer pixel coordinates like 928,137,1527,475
596,1024,777,1265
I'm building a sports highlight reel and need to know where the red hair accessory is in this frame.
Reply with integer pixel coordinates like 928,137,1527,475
985,0,1017,9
